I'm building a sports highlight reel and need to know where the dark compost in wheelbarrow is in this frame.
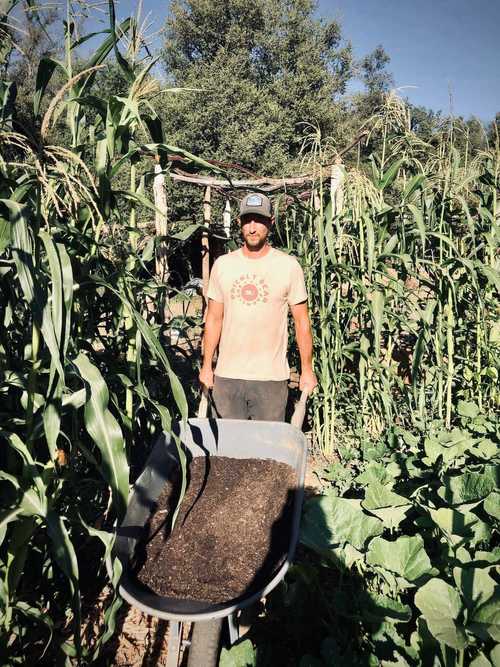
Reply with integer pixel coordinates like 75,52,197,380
134,457,296,604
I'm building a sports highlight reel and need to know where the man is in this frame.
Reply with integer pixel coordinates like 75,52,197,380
199,192,317,420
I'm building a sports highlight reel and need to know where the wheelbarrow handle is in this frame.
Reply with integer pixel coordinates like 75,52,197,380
290,389,309,430
198,387,209,418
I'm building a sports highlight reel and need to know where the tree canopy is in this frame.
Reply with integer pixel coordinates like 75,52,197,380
160,0,356,174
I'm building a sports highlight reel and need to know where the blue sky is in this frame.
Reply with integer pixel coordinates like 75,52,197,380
92,0,499,121
325,0,499,122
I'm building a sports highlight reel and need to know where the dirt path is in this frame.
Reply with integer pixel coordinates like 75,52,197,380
100,603,192,666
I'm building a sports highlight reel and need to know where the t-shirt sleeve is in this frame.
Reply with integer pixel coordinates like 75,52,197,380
287,259,307,305
207,259,224,303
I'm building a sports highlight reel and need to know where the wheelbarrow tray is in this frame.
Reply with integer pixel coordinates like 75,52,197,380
112,417,307,622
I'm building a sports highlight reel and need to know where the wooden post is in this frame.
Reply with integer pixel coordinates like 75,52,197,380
153,157,169,321
223,198,231,238
202,185,211,310
313,189,321,212
330,158,345,217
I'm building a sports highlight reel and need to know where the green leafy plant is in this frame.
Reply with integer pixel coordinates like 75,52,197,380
298,407,499,666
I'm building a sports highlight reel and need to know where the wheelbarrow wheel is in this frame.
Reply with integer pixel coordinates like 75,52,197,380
187,618,223,667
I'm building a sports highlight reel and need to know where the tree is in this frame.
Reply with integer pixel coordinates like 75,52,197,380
359,44,393,95
1,1,62,137
160,0,354,174
488,112,499,146
348,44,393,128
409,104,442,141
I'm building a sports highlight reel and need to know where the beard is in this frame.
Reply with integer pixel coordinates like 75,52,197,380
241,228,270,251
244,235,267,250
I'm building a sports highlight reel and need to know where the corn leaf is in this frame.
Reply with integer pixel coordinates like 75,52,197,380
0,214,11,252
46,511,82,659
402,174,425,202
74,17,132,97
80,519,123,660
34,57,65,118
408,203,426,248
73,353,129,519
5,517,37,604
378,158,404,191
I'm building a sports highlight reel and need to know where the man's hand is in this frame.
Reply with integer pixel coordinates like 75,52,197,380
199,365,214,390
290,301,317,395
300,368,317,394
199,299,223,391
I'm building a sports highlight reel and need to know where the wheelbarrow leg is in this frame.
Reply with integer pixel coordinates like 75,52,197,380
227,605,260,645
187,618,223,667
166,621,182,667
227,612,239,645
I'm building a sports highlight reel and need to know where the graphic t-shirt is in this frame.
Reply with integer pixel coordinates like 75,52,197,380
207,247,307,381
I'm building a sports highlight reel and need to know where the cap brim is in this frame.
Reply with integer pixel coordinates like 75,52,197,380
239,208,272,219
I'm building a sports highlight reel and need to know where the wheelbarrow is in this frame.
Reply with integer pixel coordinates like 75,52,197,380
109,391,308,666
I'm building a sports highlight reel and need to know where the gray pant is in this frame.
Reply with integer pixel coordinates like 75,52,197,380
212,376,288,421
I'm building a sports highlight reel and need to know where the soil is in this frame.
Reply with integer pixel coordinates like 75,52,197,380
135,456,296,604
98,599,187,666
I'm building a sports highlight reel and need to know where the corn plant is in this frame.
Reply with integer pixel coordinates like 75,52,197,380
243,97,499,667
0,2,224,661
280,95,499,457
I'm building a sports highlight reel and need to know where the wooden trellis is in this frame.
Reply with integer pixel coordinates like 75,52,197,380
153,132,365,312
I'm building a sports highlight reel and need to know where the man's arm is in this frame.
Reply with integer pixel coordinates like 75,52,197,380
290,301,317,394
199,298,224,389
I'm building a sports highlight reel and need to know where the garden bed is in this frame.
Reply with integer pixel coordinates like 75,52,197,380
134,457,296,603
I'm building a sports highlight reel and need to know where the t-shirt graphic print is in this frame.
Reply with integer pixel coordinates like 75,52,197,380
231,274,270,305
207,248,307,381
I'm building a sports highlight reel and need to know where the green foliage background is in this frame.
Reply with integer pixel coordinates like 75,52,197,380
0,1,498,665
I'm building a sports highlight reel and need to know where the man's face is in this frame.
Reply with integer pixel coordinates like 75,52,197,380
240,213,272,250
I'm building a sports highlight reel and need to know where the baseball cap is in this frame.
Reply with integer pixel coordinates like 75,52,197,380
239,192,272,220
